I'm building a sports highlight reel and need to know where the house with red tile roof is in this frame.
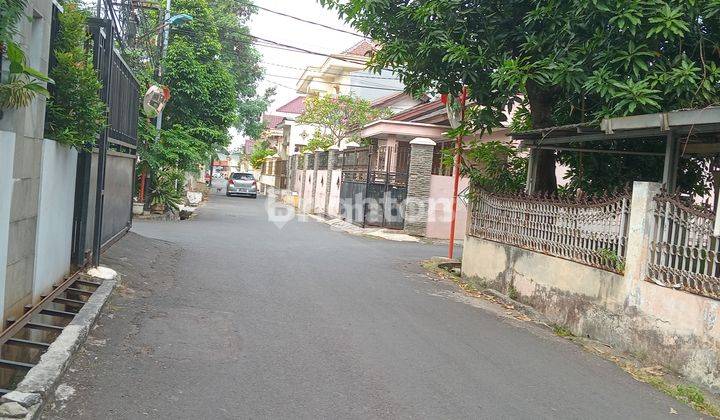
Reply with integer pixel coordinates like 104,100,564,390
295,41,411,103
276,96,306,115
260,113,286,152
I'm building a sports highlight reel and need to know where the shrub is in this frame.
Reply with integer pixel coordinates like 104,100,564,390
45,1,105,149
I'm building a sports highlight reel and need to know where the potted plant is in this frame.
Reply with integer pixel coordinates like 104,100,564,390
149,174,182,214
132,199,144,215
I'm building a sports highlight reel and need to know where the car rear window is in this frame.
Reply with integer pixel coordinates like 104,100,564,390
232,173,254,180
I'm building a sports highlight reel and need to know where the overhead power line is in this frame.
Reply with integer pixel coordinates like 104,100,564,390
170,29,390,70
262,61,398,80
253,4,369,39
251,34,370,66
264,73,404,92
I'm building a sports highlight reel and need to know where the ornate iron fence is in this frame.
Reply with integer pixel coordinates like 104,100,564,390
307,153,316,169
648,193,720,300
468,189,632,273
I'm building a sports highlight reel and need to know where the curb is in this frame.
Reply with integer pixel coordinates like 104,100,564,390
310,215,421,242
481,288,550,326
0,271,118,419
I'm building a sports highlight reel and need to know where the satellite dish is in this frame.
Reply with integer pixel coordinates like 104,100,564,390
143,85,171,117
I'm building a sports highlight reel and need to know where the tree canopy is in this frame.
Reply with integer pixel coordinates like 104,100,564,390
320,0,720,194
296,94,390,150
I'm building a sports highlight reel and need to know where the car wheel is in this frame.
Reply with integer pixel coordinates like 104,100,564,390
252,194,257,199
226,192,230,197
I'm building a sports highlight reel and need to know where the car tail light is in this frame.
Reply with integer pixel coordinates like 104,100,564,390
252,180,257,187
228,179,234,185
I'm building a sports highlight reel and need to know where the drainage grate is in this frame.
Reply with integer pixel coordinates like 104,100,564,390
0,273,103,395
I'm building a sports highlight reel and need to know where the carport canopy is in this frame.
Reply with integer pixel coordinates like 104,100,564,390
512,107,720,194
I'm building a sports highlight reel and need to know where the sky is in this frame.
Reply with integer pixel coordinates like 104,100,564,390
249,0,362,113
228,0,362,150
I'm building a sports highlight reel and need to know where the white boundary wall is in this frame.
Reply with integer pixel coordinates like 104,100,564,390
0,131,17,318
32,140,78,300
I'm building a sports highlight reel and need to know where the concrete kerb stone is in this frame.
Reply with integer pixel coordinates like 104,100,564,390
308,214,420,242
0,267,119,419
480,288,549,325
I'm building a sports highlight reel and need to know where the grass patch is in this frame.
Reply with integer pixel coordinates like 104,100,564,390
507,285,519,300
422,259,487,295
629,368,720,418
552,324,574,338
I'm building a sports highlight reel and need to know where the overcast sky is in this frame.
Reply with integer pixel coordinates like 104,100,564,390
225,0,362,149
249,0,362,112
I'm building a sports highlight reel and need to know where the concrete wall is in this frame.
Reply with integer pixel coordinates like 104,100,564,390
426,175,469,240
301,170,314,213
0,0,54,320
327,170,342,217
258,174,275,195
461,183,720,390
0,132,17,319
314,170,327,214
32,140,78,299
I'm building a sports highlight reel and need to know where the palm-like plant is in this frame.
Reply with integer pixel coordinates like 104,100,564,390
150,172,183,213
0,1,52,110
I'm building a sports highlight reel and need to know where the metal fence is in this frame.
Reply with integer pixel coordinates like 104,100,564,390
307,153,315,169
108,52,140,147
648,193,720,300
468,189,632,273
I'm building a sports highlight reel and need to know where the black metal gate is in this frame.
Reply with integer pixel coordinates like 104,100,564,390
340,144,410,229
69,17,140,267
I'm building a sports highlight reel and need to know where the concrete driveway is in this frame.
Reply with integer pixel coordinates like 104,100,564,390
42,194,697,419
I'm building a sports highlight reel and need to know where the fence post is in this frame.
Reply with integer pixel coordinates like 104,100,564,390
289,154,297,191
525,148,540,194
326,145,339,216
405,138,436,236
300,151,311,212
311,149,321,213
623,181,661,307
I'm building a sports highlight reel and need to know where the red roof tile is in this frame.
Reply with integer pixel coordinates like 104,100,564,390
343,40,375,57
262,114,285,129
372,92,429,108
390,100,445,122
276,96,306,114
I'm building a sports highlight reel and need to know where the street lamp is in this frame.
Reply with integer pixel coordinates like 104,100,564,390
155,4,193,134
135,13,193,42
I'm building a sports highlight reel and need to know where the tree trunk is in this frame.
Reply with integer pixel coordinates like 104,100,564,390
526,82,558,194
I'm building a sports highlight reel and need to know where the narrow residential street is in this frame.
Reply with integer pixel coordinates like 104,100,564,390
44,191,694,419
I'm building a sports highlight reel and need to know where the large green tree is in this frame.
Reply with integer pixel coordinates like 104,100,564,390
321,0,720,194
163,0,237,148
161,0,270,146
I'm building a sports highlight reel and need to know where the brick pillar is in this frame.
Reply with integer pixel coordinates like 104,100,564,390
325,145,339,215
405,138,436,236
289,153,298,191
311,149,321,213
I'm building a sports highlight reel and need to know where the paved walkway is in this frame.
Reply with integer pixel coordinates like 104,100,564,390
43,194,695,419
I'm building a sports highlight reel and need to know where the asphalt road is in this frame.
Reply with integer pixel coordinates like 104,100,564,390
43,192,698,419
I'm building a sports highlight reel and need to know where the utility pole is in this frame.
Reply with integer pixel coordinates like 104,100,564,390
155,0,171,134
